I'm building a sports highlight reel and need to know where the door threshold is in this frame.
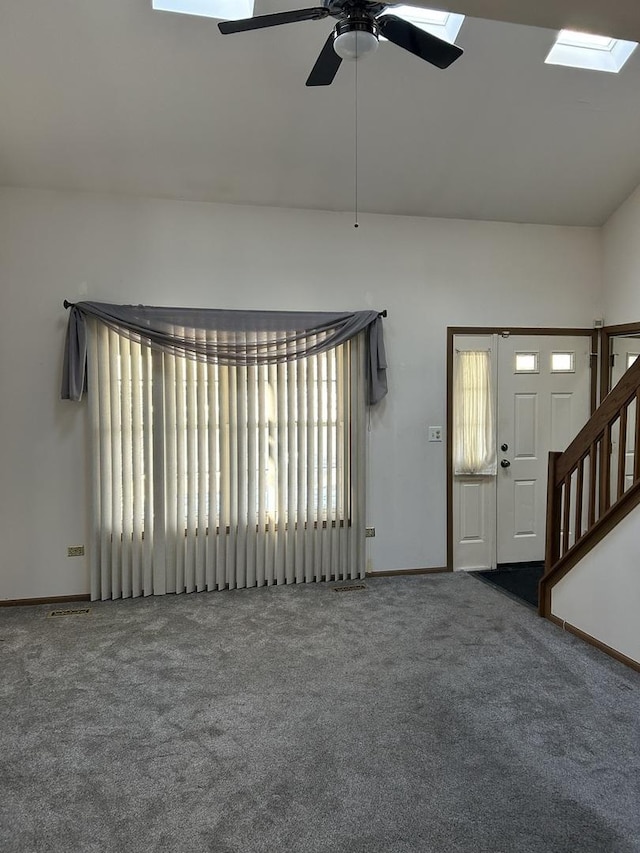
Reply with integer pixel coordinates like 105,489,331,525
495,560,544,571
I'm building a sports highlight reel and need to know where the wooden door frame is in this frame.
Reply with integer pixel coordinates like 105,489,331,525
600,322,640,403
446,326,598,571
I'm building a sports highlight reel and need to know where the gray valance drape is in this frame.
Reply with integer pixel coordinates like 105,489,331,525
61,300,388,405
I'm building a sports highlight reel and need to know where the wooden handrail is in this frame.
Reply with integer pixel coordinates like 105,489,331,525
541,353,640,616
556,354,640,485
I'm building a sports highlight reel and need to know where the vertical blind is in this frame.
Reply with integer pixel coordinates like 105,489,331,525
87,320,367,600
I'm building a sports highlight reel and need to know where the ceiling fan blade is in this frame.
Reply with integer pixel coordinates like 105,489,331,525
306,32,342,86
377,15,463,69
218,7,329,34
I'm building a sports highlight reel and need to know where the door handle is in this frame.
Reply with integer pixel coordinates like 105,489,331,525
500,459,511,468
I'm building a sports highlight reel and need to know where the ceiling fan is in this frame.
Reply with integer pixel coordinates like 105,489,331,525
217,0,463,86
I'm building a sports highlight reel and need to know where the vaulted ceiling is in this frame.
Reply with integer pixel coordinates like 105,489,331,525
2,0,640,225
430,0,640,43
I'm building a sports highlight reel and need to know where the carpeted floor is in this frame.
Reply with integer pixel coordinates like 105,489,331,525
1,573,639,853
471,563,545,608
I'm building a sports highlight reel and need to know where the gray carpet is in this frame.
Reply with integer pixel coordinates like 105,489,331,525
1,573,639,853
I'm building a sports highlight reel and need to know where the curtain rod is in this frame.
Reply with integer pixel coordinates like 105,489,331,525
65,300,387,317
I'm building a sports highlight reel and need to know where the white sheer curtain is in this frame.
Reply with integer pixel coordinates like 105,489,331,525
453,349,497,476
86,320,367,601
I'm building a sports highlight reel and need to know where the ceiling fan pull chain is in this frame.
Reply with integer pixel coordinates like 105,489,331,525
354,37,359,229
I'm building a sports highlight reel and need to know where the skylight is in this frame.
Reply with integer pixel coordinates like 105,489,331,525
545,29,637,73
557,31,615,51
384,6,465,44
152,0,254,21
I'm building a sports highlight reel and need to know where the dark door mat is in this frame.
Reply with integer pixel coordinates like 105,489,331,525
470,563,545,609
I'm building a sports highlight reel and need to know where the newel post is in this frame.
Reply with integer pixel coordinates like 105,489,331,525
540,451,563,616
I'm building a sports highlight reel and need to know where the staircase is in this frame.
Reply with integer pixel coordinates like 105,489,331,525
539,354,640,629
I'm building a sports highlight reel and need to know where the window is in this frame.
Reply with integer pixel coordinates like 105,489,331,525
109,332,349,530
453,350,496,475
152,0,254,21
87,320,367,598
515,352,539,374
545,29,637,73
173,350,347,526
628,354,639,370
551,351,575,373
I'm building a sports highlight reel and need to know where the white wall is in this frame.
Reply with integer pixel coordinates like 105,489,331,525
552,507,640,664
603,182,640,323
0,188,601,600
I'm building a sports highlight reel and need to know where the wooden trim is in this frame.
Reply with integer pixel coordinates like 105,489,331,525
366,566,449,577
539,478,640,615
600,322,640,401
447,327,595,337
602,320,640,338
635,388,640,481
0,594,91,608
589,329,599,414
601,322,640,336
446,326,596,574
547,614,640,673
446,328,455,571
600,326,612,404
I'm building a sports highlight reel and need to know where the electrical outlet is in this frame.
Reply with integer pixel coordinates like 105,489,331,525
428,426,443,442
67,545,85,557
365,527,376,538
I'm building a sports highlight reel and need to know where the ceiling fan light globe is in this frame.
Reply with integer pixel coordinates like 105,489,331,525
333,27,379,61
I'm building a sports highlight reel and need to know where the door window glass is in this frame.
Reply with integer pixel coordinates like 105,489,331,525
515,352,539,373
551,351,575,372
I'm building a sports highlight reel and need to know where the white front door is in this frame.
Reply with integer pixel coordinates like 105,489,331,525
495,335,591,564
